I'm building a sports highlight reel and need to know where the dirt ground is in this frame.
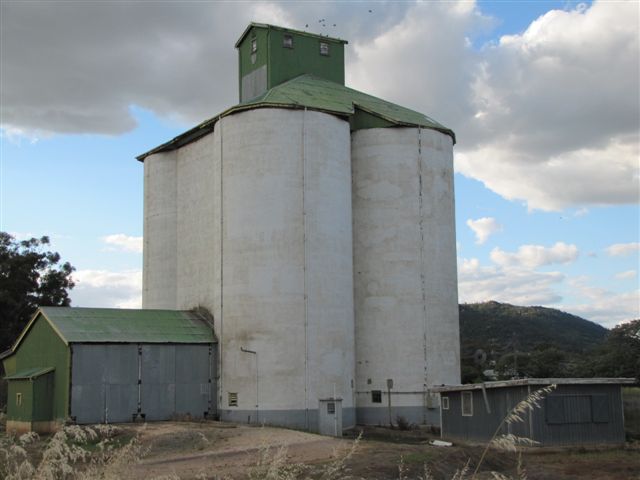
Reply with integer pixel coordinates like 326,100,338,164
111,421,640,480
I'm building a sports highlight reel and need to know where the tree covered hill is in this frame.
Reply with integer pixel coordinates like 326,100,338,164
458,301,618,382
459,301,607,354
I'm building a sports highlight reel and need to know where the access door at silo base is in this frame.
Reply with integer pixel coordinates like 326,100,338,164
318,398,342,436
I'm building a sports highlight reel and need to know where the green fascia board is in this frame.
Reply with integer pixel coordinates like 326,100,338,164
137,74,455,161
5,366,55,380
235,22,347,49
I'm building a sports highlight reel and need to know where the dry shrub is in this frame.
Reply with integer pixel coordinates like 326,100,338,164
0,424,158,480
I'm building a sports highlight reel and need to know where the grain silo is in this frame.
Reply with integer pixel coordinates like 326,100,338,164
138,23,459,433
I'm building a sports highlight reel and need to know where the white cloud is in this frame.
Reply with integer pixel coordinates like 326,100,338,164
606,242,640,257
560,277,640,327
459,257,639,327
72,269,142,309
2,1,637,210
466,217,501,244
615,270,637,280
490,242,578,268
103,234,143,253
458,257,564,305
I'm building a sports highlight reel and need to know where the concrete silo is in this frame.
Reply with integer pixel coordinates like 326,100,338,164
352,128,460,426
139,23,459,433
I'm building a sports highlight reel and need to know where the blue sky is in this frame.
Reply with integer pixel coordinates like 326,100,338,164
1,1,638,327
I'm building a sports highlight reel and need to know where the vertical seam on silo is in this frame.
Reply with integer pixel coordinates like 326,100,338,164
219,118,224,410
302,108,309,430
418,127,429,420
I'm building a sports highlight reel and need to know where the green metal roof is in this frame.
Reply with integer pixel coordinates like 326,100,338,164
11,307,216,349
5,366,55,380
137,74,455,161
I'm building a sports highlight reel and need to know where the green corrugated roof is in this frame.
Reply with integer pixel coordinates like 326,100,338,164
137,74,455,161
37,307,215,344
5,366,55,380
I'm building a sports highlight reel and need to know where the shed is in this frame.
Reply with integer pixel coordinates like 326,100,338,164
431,378,635,446
2,307,217,434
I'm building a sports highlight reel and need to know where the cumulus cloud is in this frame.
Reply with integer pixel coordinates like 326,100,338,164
490,242,578,268
615,270,637,280
560,277,640,327
606,242,640,257
458,257,564,305
103,234,143,253
72,269,142,309
2,1,638,210
466,217,501,244
0,2,293,135
459,257,639,326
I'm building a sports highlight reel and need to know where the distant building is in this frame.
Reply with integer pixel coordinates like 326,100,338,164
432,378,635,446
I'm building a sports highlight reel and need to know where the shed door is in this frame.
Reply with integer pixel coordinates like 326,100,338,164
71,344,138,424
140,344,176,420
174,345,212,418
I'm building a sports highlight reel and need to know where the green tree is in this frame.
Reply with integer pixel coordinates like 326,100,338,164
0,232,75,351
581,319,640,380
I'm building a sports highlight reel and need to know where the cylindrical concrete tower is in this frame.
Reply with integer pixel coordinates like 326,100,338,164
351,127,460,426
143,151,178,309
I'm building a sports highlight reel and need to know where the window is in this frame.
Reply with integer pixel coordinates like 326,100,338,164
283,34,293,48
251,38,257,54
371,390,382,403
367,378,372,385
16,392,22,407
327,402,336,414
319,42,330,56
441,396,450,410
461,391,473,416
228,392,238,407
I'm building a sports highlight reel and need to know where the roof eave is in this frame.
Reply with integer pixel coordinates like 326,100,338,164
234,22,348,48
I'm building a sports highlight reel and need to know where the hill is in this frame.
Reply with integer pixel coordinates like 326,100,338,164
458,301,609,382
459,301,607,354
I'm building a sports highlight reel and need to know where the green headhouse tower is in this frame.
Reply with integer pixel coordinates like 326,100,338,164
236,23,347,102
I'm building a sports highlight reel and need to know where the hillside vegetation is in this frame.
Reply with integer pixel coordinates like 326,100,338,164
459,301,639,383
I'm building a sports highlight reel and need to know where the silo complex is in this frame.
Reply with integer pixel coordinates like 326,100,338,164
139,23,459,432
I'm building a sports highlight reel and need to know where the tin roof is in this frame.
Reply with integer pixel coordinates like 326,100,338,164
137,74,455,161
430,378,637,393
9,307,216,352
5,366,55,380
235,22,348,48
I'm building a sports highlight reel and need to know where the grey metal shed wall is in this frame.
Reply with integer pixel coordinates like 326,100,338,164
71,344,138,423
531,384,625,445
71,343,216,424
440,386,530,443
440,384,626,446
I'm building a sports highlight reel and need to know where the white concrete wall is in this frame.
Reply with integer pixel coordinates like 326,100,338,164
143,151,178,309
351,128,460,423
218,109,355,428
175,134,218,312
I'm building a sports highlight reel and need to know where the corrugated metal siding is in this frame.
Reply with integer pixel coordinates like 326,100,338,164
71,343,216,423
531,384,625,445
441,386,530,443
441,384,626,446
9,315,69,420
71,344,138,423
